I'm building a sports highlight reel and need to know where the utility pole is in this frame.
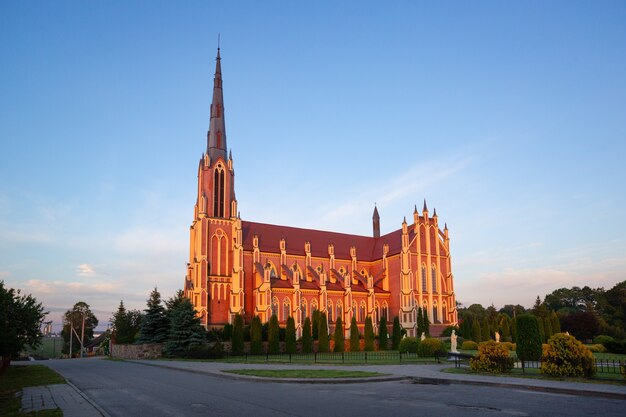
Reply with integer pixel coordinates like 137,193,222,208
69,324,73,358
80,313,85,358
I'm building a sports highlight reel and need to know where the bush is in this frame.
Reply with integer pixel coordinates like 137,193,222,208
392,317,402,350
285,317,296,354
268,314,280,354
333,316,344,352
222,323,233,341
231,314,244,355
418,338,444,357
349,317,360,352
585,344,606,353
470,341,514,373
399,337,420,353
318,312,329,353
541,333,596,377
378,316,388,350
593,335,614,345
441,326,459,337
302,317,313,353
621,364,626,380
603,340,626,354
250,316,263,355
500,342,516,351
516,314,542,362
461,341,478,350
364,317,375,351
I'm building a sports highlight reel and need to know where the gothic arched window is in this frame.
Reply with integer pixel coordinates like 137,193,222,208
327,300,334,323
271,297,279,319
421,265,427,292
283,298,291,321
301,299,307,322
431,265,437,294
213,165,225,217
336,301,343,323
359,301,366,322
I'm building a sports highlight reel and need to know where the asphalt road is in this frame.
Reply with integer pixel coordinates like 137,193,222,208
44,358,624,417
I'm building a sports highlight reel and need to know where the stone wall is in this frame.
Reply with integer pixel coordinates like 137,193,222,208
110,343,163,359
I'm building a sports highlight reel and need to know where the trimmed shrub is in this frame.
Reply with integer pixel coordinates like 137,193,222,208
349,317,360,352
470,341,514,373
223,323,233,341
472,319,482,343
399,337,420,353
231,314,244,355
302,317,313,353
378,316,388,350
285,317,296,354
418,338,444,357
604,340,626,354
461,341,478,350
318,312,329,353
364,316,375,351
516,314,542,362
250,316,263,355
441,326,459,337
312,310,320,340
500,342,516,351
593,335,614,345
392,317,402,350
333,316,344,352
268,314,280,354
541,333,596,377
550,311,561,334
585,344,606,353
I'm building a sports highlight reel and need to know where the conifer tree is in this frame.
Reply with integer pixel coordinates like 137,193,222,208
138,287,169,344
392,316,402,350
333,316,344,352
378,315,388,350
481,317,490,341
537,315,546,342
364,316,375,351
250,315,263,355
516,314,542,362
302,317,313,353
550,311,561,333
111,300,142,344
312,310,320,340
231,314,244,355
472,318,482,342
543,316,553,341
501,317,511,341
318,312,329,352
460,316,473,340
285,316,296,354
164,298,205,357
416,307,424,335
350,317,360,352
268,314,280,354
422,308,430,336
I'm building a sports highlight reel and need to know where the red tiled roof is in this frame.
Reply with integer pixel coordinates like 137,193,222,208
300,280,320,290
241,220,405,261
325,281,344,291
351,285,368,293
271,278,293,289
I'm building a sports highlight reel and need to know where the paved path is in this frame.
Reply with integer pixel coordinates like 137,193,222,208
20,381,104,416
132,359,626,398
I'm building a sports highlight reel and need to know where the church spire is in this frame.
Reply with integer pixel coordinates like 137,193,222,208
372,204,380,238
206,46,227,161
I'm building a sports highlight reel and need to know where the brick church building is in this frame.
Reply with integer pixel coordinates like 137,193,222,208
184,49,458,337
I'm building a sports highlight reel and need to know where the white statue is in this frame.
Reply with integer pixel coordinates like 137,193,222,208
450,330,458,353
421,332,426,341
495,331,500,343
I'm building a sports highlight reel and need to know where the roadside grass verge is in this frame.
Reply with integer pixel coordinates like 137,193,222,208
0,365,65,417
442,366,626,385
223,369,386,378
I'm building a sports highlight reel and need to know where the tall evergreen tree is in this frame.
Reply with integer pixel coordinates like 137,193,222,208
550,311,561,333
318,312,329,352
138,287,169,344
416,307,424,335
285,316,296,354
302,317,313,353
250,316,263,355
422,308,430,336
537,315,546,342
164,298,205,357
500,316,511,341
268,314,280,354
312,310,320,340
364,316,375,351
111,300,142,344
460,316,473,340
378,315,388,350
333,316,344,352
543,315,553,340
481,317,490,341
392,316,402,350
350,317,360,352
472,318,482,342
516,314,542,362
231,314,244,355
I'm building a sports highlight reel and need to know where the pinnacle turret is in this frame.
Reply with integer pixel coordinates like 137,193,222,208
207,47,227,162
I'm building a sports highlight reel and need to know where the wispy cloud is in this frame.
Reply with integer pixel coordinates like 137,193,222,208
76,263,96,277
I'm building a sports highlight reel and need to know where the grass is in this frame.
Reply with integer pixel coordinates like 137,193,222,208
0,365,65,417
223,369,386,378
442,365,626,384
22,338,64,360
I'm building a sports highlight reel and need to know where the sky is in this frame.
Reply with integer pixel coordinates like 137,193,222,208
1,1,625,331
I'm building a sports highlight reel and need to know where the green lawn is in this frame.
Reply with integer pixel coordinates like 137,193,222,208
22,338,64,360
223,369,386,378
443,366,625,384
0,365,65,417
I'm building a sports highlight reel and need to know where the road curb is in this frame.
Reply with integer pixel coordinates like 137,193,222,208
65,379,112,417
128,360,407,384
410,376,626,400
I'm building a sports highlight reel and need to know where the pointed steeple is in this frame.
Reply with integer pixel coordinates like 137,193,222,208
372,204,380,238
414,204,418,214
433,208,437,217
206,47,227,161
422,199,428,213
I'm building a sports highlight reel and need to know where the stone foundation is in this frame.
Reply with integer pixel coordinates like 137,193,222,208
110,343,163,359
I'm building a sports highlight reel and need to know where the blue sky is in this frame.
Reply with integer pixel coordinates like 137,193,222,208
1,1,625,330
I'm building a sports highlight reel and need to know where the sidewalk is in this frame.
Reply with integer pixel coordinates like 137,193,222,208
130,359,626,399
20,380,106,417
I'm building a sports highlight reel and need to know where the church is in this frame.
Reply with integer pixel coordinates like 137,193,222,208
184,49,458,337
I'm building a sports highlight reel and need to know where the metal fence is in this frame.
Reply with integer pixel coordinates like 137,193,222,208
223,350,442,364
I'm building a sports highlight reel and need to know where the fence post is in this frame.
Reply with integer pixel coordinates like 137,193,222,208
342,352,344,364
365,352,367,363
314,352,317,363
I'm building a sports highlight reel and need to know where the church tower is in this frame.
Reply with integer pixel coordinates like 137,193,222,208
185,48,242,327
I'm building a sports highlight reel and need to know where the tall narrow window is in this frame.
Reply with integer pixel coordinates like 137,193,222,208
336,301,343,323
301,299,307,322
214,166,225,217
433,302,438,323
327,300,334,323
421,265,427,292
431,266,437,294
271,297,279,319
283,298,291,321
359,301,366,322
